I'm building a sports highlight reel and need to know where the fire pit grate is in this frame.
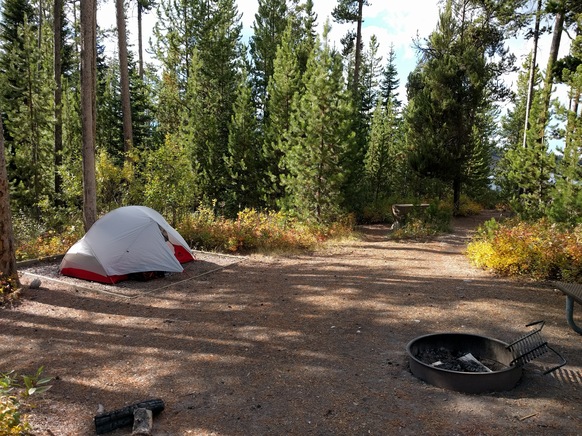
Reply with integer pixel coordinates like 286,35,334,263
505,320,566,375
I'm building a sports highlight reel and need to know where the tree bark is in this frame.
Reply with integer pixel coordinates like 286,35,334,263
453,174,462,216
538,5,565,142
522,0,542,149
0,114,18,282
54,0,63,204
137,1,144,79
117,0,133,154
353,0,364,93
80,0,97,231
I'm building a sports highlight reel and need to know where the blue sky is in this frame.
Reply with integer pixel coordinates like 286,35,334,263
237,0,442,101
100,0,571,106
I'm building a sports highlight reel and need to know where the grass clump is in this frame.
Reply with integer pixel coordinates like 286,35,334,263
467,218,582,282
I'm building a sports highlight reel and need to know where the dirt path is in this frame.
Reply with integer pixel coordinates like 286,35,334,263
3,211,582,435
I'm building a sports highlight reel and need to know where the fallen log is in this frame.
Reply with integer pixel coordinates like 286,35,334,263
94,398,164,434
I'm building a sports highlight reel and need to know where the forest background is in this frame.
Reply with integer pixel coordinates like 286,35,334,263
0,0,581,274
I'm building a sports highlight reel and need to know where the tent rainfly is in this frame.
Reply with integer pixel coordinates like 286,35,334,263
60,206,194,284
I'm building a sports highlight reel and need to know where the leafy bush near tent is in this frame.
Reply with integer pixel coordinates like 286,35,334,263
15,226,81,261
467,218,582,281
177,207,355,253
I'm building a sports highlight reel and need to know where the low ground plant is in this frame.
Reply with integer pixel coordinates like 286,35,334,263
13,209,83,262
177,207,355,253
0,273,20,307
467,218,582,282
15,226,81,261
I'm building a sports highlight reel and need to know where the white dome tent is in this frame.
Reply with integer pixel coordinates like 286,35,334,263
60,206,194,284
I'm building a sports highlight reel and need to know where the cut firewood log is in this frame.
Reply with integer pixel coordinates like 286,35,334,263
94,398,164,434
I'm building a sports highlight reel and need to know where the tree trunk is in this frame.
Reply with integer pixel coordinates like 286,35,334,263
453,174,461,216
353,0,364,93
80,0,97,231
0,114,18,282
137,1,144,79
522,0,542,149
117,0,133,155
54,0,63,204
538,5,565,142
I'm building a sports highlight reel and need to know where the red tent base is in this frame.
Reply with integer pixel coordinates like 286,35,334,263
61,247,195,284
60,268,128,284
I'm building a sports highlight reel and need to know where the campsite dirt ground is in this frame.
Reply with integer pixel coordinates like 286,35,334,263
3,211,582,435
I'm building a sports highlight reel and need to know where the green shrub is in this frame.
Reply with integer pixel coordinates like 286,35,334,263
390,201,452,240
467,219,582,281
360,197,397,224
0,367,52,435
456,195,483,217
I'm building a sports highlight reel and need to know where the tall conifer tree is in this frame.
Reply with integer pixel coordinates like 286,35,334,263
407,0,511,213
249,0,288,117
283,27,354,223
225,66,261,215
262,20,302,209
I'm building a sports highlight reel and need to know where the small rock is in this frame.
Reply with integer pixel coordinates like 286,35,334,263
29,278,42,289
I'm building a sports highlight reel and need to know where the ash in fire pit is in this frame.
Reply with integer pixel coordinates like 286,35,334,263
416,347,506,373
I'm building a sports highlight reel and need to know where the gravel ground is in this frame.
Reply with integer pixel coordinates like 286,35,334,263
2,211,581,435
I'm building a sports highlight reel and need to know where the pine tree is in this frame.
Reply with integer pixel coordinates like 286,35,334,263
364,99,405,203
155,0,243,208
80,0,97,230
249,0,288,116
406,0,510,214
342,35,383,212
283,28,354,223
1,5,54,215
262,20,302,209
193,0,242,206
224,67,261,215
116,0,133,155
332,0,369,94
0,0,36,207
549,22,582,224
379,43,401,108
497,54,555,219
290,0,317,74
